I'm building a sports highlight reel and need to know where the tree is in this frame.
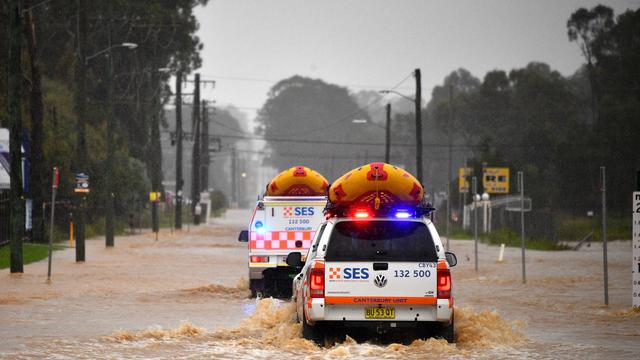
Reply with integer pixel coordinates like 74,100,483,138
256,76,379,178
567,5,614,126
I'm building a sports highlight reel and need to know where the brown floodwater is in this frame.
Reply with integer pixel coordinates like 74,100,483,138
1,209,638,359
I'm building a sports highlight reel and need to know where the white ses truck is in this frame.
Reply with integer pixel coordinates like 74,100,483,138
239,195,327,298
286,205,457,345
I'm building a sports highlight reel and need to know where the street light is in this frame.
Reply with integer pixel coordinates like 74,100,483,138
379,69,422,184
85,42,138,64
352,115,390,163
85,41,137,248
379,89,415,102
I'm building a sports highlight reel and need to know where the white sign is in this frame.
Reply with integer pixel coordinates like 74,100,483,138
633,192,640,309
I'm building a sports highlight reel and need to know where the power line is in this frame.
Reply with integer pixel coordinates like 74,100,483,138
199,74,433,93
259,72,415,137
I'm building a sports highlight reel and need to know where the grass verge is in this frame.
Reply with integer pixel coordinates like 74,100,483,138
0,243,65,270
480,228,570,251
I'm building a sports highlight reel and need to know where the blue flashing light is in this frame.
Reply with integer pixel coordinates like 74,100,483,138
394,210,412,219
255,221,266,234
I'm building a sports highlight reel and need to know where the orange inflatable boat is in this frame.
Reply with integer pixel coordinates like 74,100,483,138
328,162,424,208
266,166,329,196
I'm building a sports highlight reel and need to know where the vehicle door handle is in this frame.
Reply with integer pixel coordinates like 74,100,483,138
373,263,388,271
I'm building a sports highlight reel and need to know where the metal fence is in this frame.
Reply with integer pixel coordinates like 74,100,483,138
0,191,9,246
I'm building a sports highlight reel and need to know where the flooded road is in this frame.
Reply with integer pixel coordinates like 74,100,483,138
1,209,638,359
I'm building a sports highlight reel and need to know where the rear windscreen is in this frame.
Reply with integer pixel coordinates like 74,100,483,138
325,221,437,262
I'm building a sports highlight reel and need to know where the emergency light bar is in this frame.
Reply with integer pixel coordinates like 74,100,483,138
324,203,435,219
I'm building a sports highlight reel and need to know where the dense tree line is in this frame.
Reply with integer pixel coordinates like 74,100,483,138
427,5,640,216
1,0,207,242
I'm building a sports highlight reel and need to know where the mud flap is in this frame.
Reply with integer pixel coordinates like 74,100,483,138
260,267,297,298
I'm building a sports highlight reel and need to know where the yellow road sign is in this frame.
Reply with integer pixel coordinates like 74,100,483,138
458,167,472,192
149,192,162,202
483,167,509,194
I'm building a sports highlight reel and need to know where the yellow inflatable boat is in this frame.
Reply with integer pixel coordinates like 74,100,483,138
266,166,329,196
329,162,424,207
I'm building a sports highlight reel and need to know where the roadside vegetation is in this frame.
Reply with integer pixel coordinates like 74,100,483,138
0,243,64,270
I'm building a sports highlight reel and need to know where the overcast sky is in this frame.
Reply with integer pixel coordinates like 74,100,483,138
194,0,639,119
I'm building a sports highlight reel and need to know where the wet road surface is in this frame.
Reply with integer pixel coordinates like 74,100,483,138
1,209,638,359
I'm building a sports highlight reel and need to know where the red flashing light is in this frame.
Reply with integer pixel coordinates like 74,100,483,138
437,269,452,299
352,207,372,219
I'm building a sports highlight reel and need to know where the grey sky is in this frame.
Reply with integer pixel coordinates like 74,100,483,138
194,0,639,119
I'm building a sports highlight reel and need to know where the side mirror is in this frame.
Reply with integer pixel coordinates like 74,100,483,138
238,230,249,242
445,252,457,267
286,252,303,267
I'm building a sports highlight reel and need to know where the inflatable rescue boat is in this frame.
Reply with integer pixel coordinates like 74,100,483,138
266,166,329,196
328,162,424,208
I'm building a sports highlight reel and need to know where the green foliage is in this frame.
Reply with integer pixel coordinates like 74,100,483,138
0,0,208,236
210,189,229,217
449,227,474,240
480,228,570,251
0,243,64,269
256,75,380,177
556,216,631,241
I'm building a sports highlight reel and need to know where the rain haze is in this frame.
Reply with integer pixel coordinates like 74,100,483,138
195,0,640,114
2,0,640,359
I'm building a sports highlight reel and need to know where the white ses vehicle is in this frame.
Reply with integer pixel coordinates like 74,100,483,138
287,207,457,345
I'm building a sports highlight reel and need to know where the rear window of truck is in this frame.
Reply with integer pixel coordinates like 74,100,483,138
325,221,437,262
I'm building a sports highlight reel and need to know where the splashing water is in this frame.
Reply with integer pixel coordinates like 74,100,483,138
181,277,251,298
108,323,206,342
100,299,525,359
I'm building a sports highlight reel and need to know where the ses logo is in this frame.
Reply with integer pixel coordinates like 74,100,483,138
283,206,315,218
328,267,370,280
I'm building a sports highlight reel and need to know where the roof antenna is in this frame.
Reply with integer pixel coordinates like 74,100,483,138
374,164,381,210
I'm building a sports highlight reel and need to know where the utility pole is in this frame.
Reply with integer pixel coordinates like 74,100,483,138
175,72,183,230
150,67,161,236
73,0,87,261
231,147,237,207
104,13,115,247
190,73,201,223
8,0,25,273
446,85,453,251
385,103,391,164
200,100,210,193
601,166,608,305
24,0,46,244
414,68,423,184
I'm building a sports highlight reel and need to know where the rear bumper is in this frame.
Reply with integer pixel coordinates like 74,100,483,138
307,298,453,323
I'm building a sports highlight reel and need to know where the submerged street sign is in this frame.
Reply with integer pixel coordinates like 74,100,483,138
483,167,509,194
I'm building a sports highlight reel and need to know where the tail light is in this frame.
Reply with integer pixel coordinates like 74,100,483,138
250,256,269,263
437,269,451,299
309,262,325,298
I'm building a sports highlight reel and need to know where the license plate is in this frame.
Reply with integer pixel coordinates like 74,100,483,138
365,307,395,319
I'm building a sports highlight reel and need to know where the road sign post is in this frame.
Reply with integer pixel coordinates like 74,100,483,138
47,167,59,281
518,171,526,284
472,176,478,272
632,171,639,309
601,166,608,305
633,190,639,309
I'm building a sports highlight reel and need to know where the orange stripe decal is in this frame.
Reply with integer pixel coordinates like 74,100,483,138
325,296,437,305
